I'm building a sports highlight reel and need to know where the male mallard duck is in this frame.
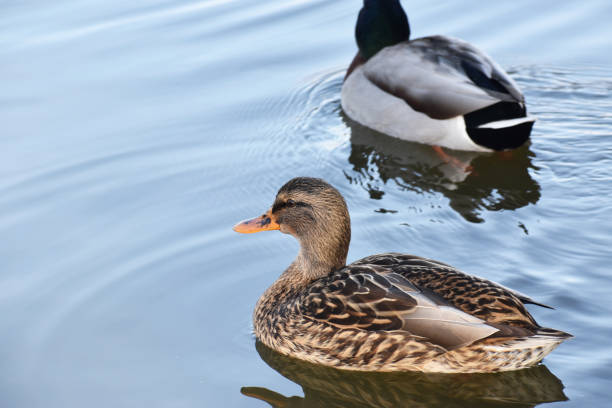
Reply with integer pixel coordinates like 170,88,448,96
234,177,570,373
341,0,535,152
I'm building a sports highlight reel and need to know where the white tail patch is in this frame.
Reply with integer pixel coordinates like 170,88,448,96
478,116,536,129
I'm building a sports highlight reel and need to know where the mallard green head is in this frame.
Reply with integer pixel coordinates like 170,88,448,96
356,0,410,60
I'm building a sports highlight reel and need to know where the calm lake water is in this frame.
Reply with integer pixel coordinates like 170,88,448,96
2,0,612,406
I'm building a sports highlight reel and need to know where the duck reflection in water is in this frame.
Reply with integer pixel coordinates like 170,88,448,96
343,116,541,223
242,341,567,408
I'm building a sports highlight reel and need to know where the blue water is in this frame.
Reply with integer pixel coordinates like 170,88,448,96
2,0,612,406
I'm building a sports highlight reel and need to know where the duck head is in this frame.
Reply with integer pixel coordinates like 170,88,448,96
356,0,410,60
234,177,351,281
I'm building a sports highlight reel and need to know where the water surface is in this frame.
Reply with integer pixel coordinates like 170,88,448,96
2,0,612,406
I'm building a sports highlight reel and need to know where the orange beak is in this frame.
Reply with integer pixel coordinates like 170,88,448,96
233,209,280,233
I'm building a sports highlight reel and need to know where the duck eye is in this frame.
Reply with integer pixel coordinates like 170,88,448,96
286,199,296,207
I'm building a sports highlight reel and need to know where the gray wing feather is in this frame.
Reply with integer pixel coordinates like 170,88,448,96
362,35,524,120
383,271,499,349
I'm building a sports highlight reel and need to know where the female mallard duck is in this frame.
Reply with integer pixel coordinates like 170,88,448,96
341,0,535,152
234,177,570,373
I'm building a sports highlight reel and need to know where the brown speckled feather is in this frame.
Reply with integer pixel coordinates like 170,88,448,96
352,253,540,330
252,253,570,372
301,264,502,349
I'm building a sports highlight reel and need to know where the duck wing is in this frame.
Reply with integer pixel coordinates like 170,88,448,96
301,265,500,350
362,35,524,120
352,253,543,329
